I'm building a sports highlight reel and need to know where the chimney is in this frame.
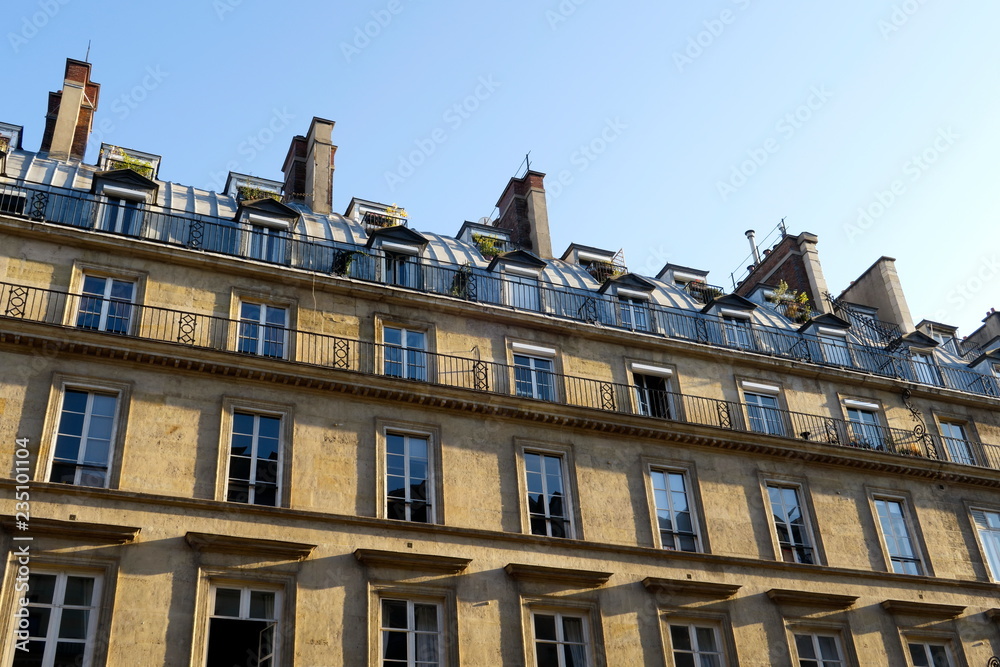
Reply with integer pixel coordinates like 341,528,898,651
495,170,552,258
282,117,336,214
745,229,761,264
39,58,100,162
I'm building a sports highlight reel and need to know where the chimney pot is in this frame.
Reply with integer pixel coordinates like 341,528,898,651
40,58,100,161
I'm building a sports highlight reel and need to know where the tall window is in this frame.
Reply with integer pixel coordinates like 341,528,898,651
668,623,724,667
532,612,589,667
98,195,142,235
744,392,784,436
633,373,671,419
972,509,1000,581
874,497,923,575
618,296,649,332
514,354,555,401
846,407,883,449
722,315,754,350
385,251,420,288
238,302,288,359
907,642,952,667
384,327,427,381
385,433,433,523
76,275,135,334
912,353,940,386
525,451,571,538
12,571,102,667
504,273,541,311
940,422,975,466
766,484,815,564
819,333,851,366
380,599,442,667
651,469,699,552
246,225,287,264
50,389,119,488
794,633,843,667
206,586,279,667
227,412,282,507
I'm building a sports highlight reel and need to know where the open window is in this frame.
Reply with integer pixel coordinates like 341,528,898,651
205,585,280,667
489,250,547,312
367,226,429,289
630,362,675,419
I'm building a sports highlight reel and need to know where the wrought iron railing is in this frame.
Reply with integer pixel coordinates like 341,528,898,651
1,177,998,400
2,279,998,474
682,281,726,305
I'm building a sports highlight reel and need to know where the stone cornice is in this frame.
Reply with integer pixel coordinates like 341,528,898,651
185,532,315,561
1,516,140,544
881,599,966,619
642,577,740,599
354,549,471,574
504,563,611,588
767,588,858,609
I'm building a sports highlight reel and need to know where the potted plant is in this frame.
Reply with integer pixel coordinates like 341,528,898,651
767,280,812,321
472,233,503,258
0,135,9,157
450,263,473,299
333,249,367,276
236,184,282,202
108,146,155,178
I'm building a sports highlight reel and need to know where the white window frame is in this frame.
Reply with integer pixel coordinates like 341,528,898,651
225,410,284,507
939,421,976,466
11,570,103,667
872,495,925,575
971,507,1000,582
721,311,755,350
75,274,136,335
522,448,575,539
48,386,122,489
666,621,726,667
530,610,592,667
843,400,885,450
649,467,700,552
237,300,289,359
96,188,145,236
512,349,557,401
379,598,444,667
743,389,784,436
791,631,846,667
384,431,436,524
905,640,955,667
204,584,282,667
244,223,289,264
503,267,542,311
819,329,852,366
631,367,673,419
382,325,428,381
765,482,818,565
616,292,650,332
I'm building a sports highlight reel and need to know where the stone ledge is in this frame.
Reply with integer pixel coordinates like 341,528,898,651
1,516,139,544
185,532,315,561
505,563,611,588
354,548,471,574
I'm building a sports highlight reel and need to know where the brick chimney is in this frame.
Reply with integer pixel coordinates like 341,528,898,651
733,231,831,314
281,117,336,214
495,170,552,258
39,58,100,162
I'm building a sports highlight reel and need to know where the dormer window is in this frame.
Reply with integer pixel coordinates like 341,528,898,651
818,328,852,366
346,198,409,232
225,172,284,203
560,244,625,282
96,185,147,236
247,220,288,264
599,274,657,333
456,221,512,259
489,250,547,312
234,198,299,266
98,143,160,180
367,226,429,290
911,352,941,386
722,312,755,350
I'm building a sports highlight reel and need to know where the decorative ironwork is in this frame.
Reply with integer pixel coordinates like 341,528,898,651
600,382,615,411
5,286,28,317
465,271,477,302
189,220,204,249
473,360,489,392
578,297,598,323
333,339,350,369
716,401,732,429
789,338,811,361
29,191,47,221
695,318,709,343
987,656,999,667
824,418,841,445
177,313,197,345
902,389,938,459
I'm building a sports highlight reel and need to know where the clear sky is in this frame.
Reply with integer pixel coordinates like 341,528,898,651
4,0,998,336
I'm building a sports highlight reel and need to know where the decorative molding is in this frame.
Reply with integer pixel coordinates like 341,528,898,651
767,589,858,609
1,516,140,544
185,532,315,561
985,608,1000,622
642,577,740,600
505,563,611,588
354,548,471,574
881,599,965,619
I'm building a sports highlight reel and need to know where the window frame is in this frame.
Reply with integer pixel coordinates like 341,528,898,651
818,329,853,367
64,261,147,334
760,476,822,565
508,341,560,402
368,583,458,667
645,462,703,553
840,397,888,451
95,189,146,236
967,504,1000,582
243,220,290,265
503,267,542,311
375,419,444,525
932,413,980,467
205,583,282,666
737,379,788,437
910,351,941,386
896,631,964,667
784,621,857,667
615,290,651,332
521,598,604,667
720,310,756,351
628,361,676,420
515,440,581,540
868,491,929,576
216,397,294,508
229,290,296,361
658,610,736,667
376,316,434,383
37,374,132,490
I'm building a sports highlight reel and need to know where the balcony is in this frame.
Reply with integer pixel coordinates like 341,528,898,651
1,177,999,400
361,211,407,231
2,279,998,475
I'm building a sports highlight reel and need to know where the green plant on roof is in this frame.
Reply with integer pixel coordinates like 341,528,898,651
471,233,504,258
108,146,154,178
236,184,283,202
385,204,408,219
767,280,812,320
0,135,10,155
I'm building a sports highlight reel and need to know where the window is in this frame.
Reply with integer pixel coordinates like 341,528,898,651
514,354,555,401
50,388,119,488
874,497,923,575
907,642,952,667
939,422,975,466
744,392,784,436
97,195,142,235
505,272,541,311
912,353,940,386
845,405,884,449
206,585,279,667
75,275,135,334
819,333,851,366
651,469,699,552
793,633,844,667
766,484,815,564
384,326,427,381
386,433,433,523
525,451,572,538
246,224,287,264
12,571,102,667
633,373,671,419
0,186,27,216
618,296,649,332
722,315,754,350
227,412,282,506
532,611,590,667
238,301,288,359
385,251,420,288
668,623,724,667
972,508,1000,581
380,598,442,666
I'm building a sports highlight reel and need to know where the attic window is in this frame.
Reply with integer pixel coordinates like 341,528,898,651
578,250,626,282
98,144,160,180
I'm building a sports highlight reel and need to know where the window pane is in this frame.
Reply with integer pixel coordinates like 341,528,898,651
534,614,557,641
249,591,275,620
214,588,241,617
670,625,692,651
382,600,408,629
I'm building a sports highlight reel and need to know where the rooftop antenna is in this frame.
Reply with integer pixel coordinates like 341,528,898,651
85,40,91,62
779,216,787,237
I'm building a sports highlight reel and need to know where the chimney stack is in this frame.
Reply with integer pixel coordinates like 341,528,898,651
39,58,100,162
495,170,552,258
282,117,336,214
745,229,761,264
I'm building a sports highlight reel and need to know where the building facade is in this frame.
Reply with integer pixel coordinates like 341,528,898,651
1,58,1000,666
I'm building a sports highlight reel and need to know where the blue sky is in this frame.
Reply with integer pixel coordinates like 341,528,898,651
4,0,999,336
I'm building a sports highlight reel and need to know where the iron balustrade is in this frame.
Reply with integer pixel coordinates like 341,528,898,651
2,279,998,474
1,178,999,399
